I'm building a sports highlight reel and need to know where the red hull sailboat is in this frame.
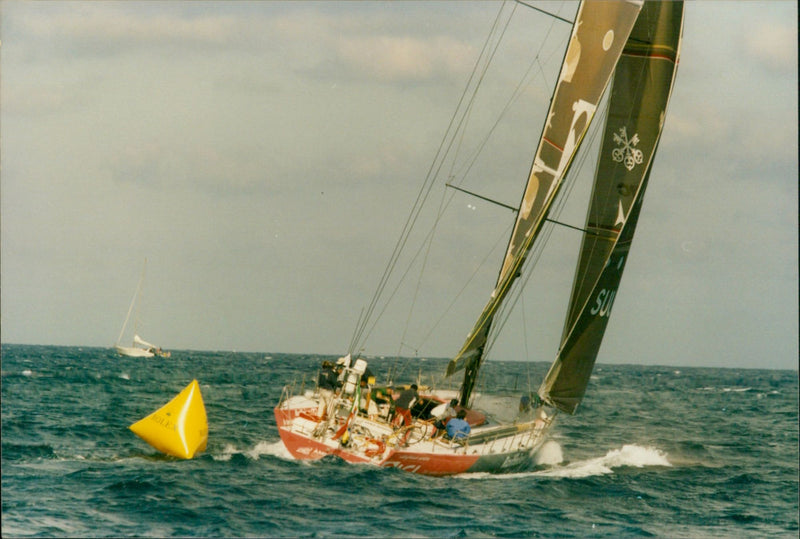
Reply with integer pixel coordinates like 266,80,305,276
275,1,684,476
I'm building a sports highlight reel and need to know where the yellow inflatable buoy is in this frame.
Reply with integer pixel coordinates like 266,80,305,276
129,379,208,459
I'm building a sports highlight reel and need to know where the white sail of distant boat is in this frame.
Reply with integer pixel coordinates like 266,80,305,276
275,1,684,475
114,259,170,358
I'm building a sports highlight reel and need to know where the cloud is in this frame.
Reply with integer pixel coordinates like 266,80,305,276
335,35,474,83
267,8,475,84
19,5,242,55
743,21,798,72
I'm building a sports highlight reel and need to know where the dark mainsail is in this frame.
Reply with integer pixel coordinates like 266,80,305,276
446,0,644,406
539,1,685,414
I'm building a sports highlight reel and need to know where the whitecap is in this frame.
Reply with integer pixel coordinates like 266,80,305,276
247,440,294,461
212,443,240,462
533,444,671,479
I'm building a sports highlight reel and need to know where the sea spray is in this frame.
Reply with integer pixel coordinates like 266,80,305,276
537,444,671,479
535,440,564,466
211,441,291,461
248,440,292,460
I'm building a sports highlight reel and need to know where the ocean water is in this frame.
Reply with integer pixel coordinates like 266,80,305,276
1,344,797,538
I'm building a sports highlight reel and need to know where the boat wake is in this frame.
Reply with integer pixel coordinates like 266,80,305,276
463,444,670,480
536,444,671,478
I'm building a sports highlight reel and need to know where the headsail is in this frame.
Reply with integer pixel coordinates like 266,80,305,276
539,1,685,414
133,334,157,350
447,0,644,406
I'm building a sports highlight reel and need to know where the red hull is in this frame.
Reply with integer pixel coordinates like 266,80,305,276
274,405,532,476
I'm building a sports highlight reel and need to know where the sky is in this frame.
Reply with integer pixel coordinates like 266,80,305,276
1,1,797,370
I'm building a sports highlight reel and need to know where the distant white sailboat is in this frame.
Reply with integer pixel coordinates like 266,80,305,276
114,259,170,358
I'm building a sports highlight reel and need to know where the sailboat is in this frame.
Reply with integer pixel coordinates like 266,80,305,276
275,1,683,475
114,259,170,358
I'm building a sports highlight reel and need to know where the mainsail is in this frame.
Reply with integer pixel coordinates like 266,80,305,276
447,0,644,406
539,1,685,414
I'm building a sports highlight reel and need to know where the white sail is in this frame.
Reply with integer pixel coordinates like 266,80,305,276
133,334,157,349
115,259,169,358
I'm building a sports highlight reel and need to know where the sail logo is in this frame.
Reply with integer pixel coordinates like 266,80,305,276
590,289,616,317
611,127,643,171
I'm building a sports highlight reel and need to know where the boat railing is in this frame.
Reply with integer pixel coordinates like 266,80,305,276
460,410,554,450
278,385,291,407
277,374,310,407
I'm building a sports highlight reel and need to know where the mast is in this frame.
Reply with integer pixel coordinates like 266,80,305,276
117,259,147,345
447,1,644,407
539,1,685,414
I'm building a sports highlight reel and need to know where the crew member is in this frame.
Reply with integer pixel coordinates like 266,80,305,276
394,384,418,427
445,409,471,441
431,398,458,436
316,360,338,418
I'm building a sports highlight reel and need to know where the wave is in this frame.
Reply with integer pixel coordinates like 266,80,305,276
2,442,56,461
700,386,754,393
537,444,671,478
211,441,293,462
1,369,34,378
465,444,671,480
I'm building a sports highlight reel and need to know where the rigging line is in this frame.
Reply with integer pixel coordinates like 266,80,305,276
446,183,517,212
396,186,449,360
436,10,570,371
415,219,515,353
395,3,518,355
552,94,612,341
510,95,609,332
521,292,530,362
391,1,565,363
442,9,571,385
447,2,516,179
347,307,366,355
458,3,581,381
118,259,148,344
544,218,616,238
513,0,574,25
450,5,564,188
484,218,555,358
368,160,511,359
351,2,510,354
360,189,460,354
352,2,512,354
484,93,611,359
447,2,518,182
